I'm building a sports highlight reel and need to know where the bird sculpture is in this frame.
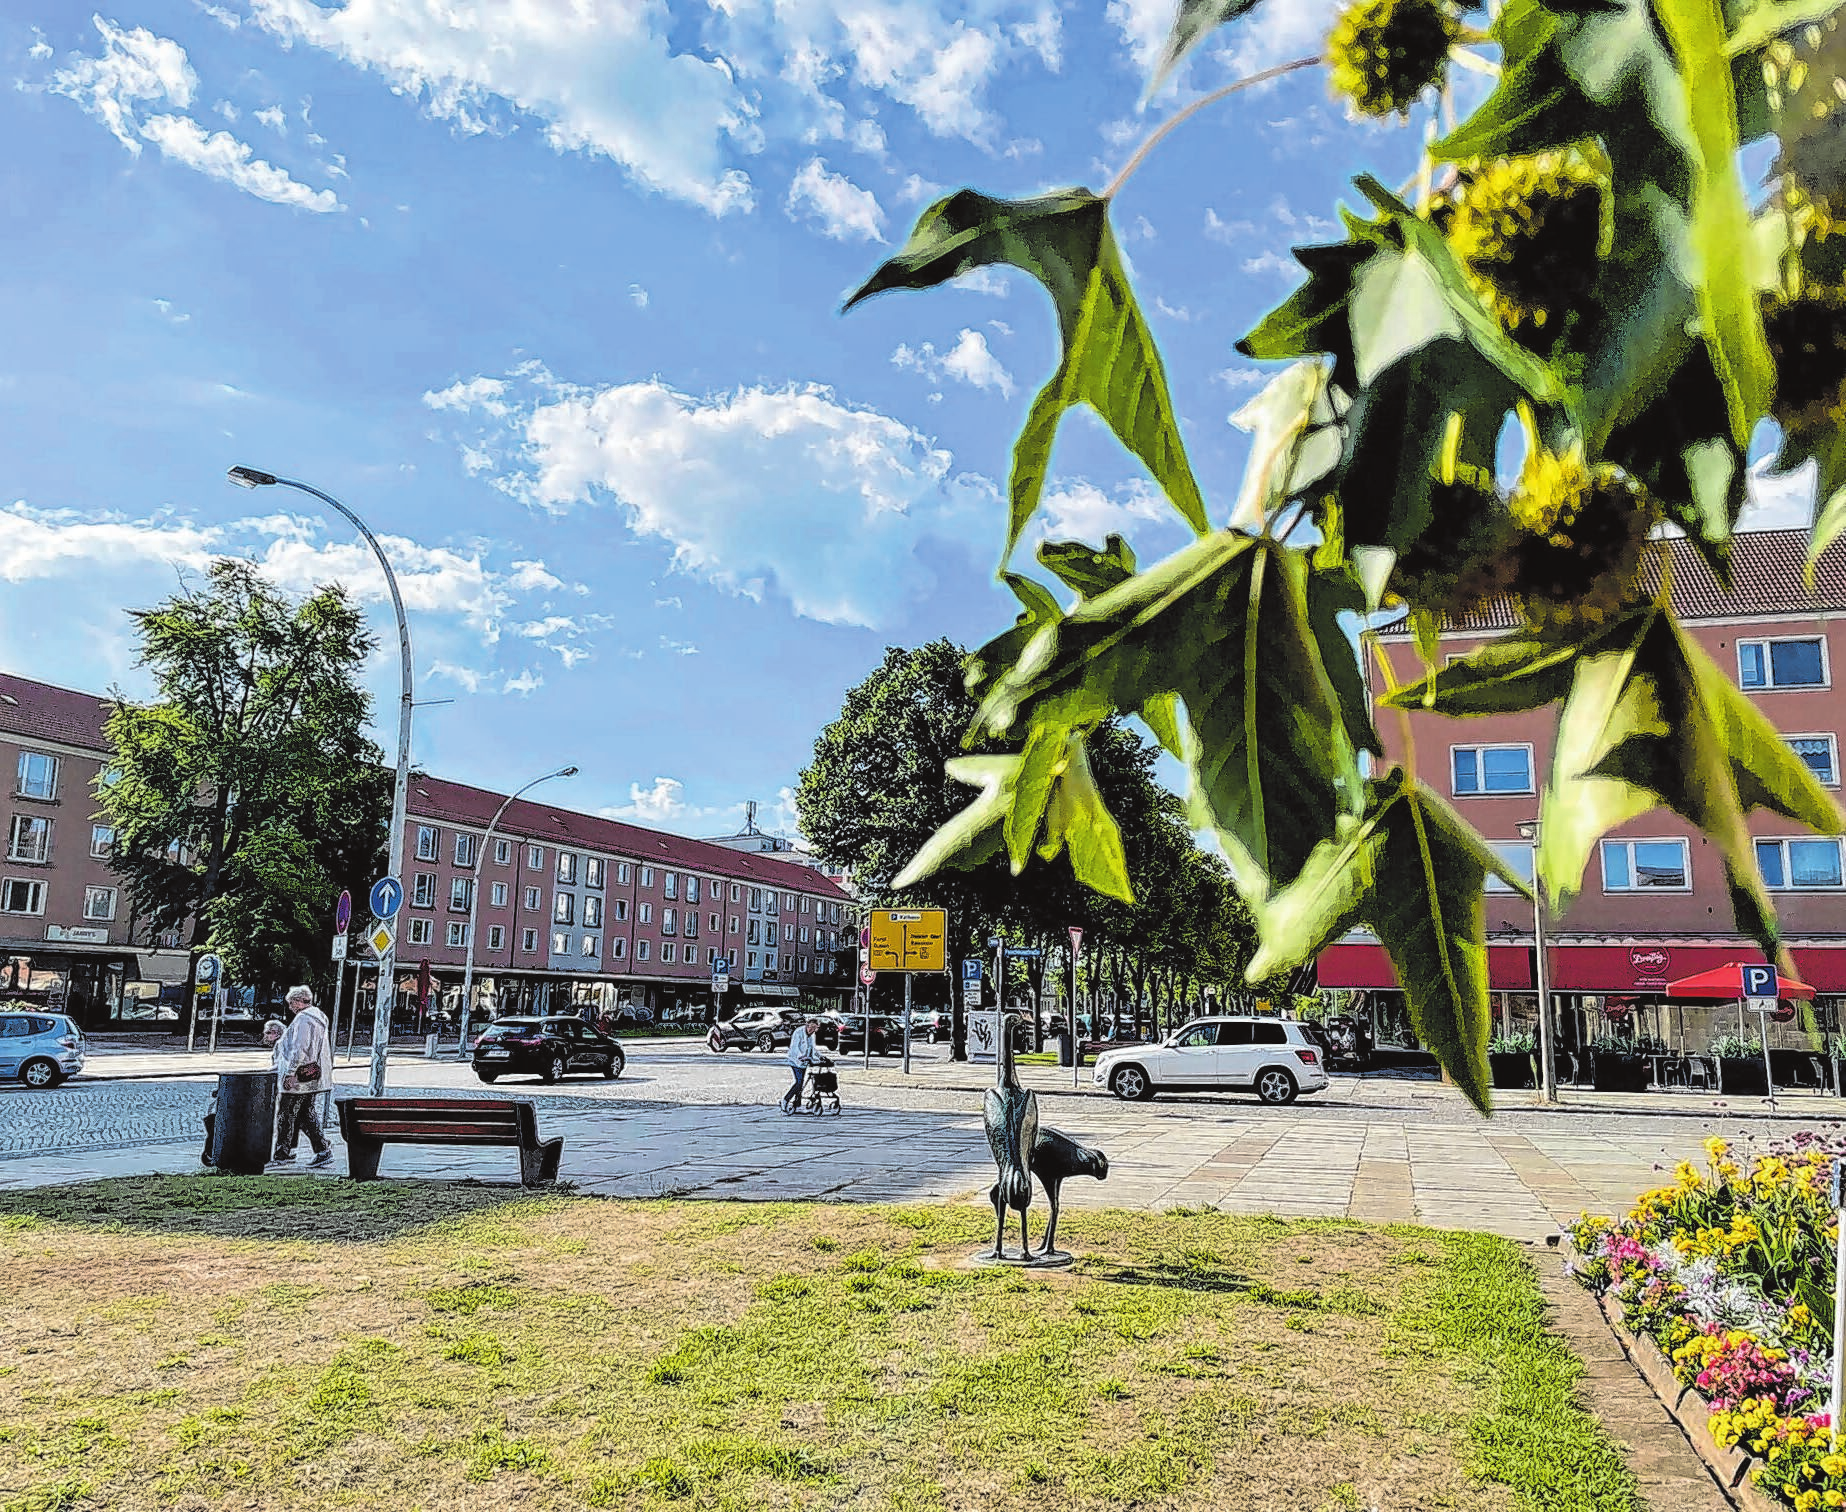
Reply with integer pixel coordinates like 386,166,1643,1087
983,1012,1038,1259
1028,1127,1109,1257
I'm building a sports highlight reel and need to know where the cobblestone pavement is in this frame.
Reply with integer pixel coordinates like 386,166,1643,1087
7,1039,1842,1237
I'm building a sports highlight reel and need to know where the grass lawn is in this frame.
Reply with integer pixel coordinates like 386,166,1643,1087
0,1179,1636,1512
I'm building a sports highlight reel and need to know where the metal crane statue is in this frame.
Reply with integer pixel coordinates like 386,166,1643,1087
983,1012,1038,1260
1029,1127,1109,1258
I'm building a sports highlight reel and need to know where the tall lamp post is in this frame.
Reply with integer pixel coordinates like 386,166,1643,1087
227,466,412,1097
1516,818,1559,1103
456,764,578,1057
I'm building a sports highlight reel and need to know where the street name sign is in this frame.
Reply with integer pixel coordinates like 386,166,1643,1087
868,909,946,972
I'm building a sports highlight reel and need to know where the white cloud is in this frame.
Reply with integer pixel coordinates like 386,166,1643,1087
786,156,885,241
600,776,801,838
502,668,543,695
1242,249,1296,277
892,328,1015,398
27,29,52,61
1107,0,1176,74
898,172,942,203
1154,296,1193,322
950,266,1011,297
152,297,190,323
424,375,511,417
254,103,286,133
246,0,757,215
1215,364,1268,390
1037,479,1179,546
1217,0,1342,75
848,117,886,155
628,283,650,308
1737,457,1816,531
49,17,342,213
428,368,993,629
1204,208,1253,243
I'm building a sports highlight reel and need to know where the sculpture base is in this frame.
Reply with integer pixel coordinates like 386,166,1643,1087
969,1247,1076,1270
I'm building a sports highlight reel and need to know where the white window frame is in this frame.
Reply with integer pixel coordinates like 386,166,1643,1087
1,878,45,915
584,896,603,928
446,921,468,948
7,816,49,863
686,876,699,904
82,885,116,921
413,873,436,908
491,882,508,908
610,938,627,960
1600,837,1693,893
662,942,677,963
613,898,629,921
454,832,476,867
15,751,58,800
1788,733,1841,788
528,844,544,871
90,825,116,859
416,825,438,861
581,934,599,958
637,939,651,962
730,883,741,903
1738,635,1831,691
450,877,474,913
586,857,605,889
552,931,570,955
487,925,506,951
617,862,631,885
1757,836,1846,891
1449,742,1536,797
407,917,433,945
554,893,575,926
521,928,538,953
494,838,512,865
557,851,578,885
662,907,677,937
640,866,655,888
639,902,652,924
663,872,678,900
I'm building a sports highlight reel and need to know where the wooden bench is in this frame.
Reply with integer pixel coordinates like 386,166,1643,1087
335,1097,563,1186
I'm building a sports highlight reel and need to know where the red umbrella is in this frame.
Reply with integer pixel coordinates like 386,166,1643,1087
1663,964,1816,1000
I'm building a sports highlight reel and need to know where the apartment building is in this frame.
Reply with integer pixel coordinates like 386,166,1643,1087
1320,528,1846,1049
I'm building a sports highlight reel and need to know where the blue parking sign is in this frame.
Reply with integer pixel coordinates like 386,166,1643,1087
1741,963,1777,999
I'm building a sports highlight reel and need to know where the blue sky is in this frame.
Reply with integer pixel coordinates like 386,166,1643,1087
1,2,1804,838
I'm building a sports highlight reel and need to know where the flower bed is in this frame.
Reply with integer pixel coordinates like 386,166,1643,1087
1567,1135,1843,1510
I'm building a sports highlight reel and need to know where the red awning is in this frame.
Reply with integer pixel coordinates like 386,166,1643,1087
1316,943,1531,991
1664,964,1817,1001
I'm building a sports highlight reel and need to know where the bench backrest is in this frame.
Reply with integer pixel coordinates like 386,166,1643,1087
338,1097,537,1146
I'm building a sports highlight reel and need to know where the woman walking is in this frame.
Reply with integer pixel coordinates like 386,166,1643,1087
270,985,333,1169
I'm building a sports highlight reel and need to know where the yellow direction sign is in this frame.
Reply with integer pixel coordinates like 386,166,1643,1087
868,908,947,973
368,922,394,956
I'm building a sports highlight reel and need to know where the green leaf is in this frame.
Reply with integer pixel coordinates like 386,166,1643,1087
1654,0,1775,445
1306,564,1383,757
1038,535,1138,599
976,533,1358,889
848,190,1208,554
1247,775,1509,1112
1147,0,1271,96
1386,630,1596,715
891,756,1017,886
1227,360,1342,532
1006,723,1069,872
1236,242,1379,378
1727,0,1846,59
1433,0,1570,161
966,573,1063,706
1039,734,1134,903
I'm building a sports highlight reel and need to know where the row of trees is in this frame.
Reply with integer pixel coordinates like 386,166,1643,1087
797,639,1296,1042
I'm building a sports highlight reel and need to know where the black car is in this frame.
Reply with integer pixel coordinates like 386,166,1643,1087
835,1014,904,1055
909,1009,952,1043
707,1008,800,1053
472,1016,625,1083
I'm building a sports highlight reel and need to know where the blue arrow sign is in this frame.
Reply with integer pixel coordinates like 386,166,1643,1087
369,875,403,920
1741,963,1777,999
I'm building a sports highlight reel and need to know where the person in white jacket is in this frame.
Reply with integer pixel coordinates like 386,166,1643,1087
781,1017,820,1114
271,985,333,1168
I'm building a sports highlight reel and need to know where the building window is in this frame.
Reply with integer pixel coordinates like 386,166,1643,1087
730,915,740,934
7,816,50,863
640,866,655,888
528,844,543,870
90,825,115,859
585,896,603,928
801,897,811,915
449,878,473,912
686,876,700,904
610,938,627,960
749,887,760,909
582,934,599,957
494,838,511,864
767,923,779,946
79,884,115,922
15,751,58,800
662,907,677,936
663,872,677,900
521,928,538,953
413,873,436,908
617,862,631,885
1790,735,1840,787
454,833,476,867
0,878,44,915
525,886,541,910
1601,838,1691,891
491,882,508,908
1484,842,1535,895
586,857,604,889
1451,744,1534,796
639,902,652,924
662,942,677,963
488,925,505,951
408,917,432,945
552,931,570,954
730,883,741,902
748,919,761,945
447,921,468,948
557,851,578,885
554,894,575,925
800,927,810,944
637,939,651,962
416,825,438,861
709,912,720,933
830,903,840,923
1740,636,1827,690
613,898,629,921
748,951,758,968
684,912,698,940
783,893,794,911
1757,837,1846,890
766,893,779,916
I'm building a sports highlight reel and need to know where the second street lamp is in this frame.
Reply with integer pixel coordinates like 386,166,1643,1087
227,465,413,1097
456,764,579,1058
1516,818,1559,1103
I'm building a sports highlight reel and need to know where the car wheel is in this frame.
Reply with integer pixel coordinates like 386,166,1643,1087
707,1030,725,1053
604,1049,625,1079
1256,1068,1298,1106
1110,1065,1154,1102
20,1058,61,1090
757,1032,775,1053
476,1070,499,1084
542,1053,567,1085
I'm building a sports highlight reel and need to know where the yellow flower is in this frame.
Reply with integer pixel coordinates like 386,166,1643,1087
1707,1136,1731,1161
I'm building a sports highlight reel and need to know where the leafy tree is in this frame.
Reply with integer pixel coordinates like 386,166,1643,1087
99,560,391,1002
846,0,1846,1110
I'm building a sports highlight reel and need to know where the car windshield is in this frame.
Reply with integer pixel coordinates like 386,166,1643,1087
480,1021,539,1039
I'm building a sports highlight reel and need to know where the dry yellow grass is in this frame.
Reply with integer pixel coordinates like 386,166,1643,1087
0,1178,1635,1512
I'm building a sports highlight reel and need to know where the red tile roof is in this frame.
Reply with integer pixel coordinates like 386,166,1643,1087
0,672,114,752
407,774,852,900
1390,529,1846,634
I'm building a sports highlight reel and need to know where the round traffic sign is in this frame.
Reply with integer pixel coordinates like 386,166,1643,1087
859,966,876,987
369,875,403,920
335,889,352,934
196,953,221,983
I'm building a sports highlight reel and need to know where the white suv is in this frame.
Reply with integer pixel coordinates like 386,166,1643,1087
1092,1017,1329,1105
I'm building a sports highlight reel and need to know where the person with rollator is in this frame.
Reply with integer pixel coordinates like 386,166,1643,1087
781,1015,820,1114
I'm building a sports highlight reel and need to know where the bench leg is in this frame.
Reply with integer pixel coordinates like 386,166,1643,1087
521,1137,563,1186
347,1137,383,1182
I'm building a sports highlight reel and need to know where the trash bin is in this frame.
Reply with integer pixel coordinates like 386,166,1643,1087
208,1069,276,1175
1056,1030,1074,1068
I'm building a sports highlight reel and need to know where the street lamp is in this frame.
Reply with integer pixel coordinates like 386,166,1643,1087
1516,818,1559,1103
456,764,578,1058
228,465,412,1097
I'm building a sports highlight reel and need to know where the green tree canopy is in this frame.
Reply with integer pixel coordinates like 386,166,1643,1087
98,559,391,995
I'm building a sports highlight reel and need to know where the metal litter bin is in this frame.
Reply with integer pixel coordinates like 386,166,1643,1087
208,1069,276,1175
1056,1030,1074,1068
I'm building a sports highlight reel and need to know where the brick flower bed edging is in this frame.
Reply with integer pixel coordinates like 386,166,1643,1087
1599,1293,1783,1512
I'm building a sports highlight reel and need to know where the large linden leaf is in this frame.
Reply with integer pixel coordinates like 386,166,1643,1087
1038,534,1138,599
847,189,1207,555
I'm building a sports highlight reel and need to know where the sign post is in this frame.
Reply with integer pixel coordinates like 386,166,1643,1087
324,890,352,1122
866,910,948,1074
367,874,403,1095
1742,963,1780,1106
1068,926,1084,1088
193,953,221,1055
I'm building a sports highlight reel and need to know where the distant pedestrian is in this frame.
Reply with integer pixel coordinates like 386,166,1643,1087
781,1016,820,1114
270,985,333,1169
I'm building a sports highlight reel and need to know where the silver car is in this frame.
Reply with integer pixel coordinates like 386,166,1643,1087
1092,1017,1329,1105
0,1011,85,1089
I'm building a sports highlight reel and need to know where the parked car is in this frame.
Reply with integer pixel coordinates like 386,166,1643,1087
472,1016,625,1083
835,1014,904,1055
0,1011,85,1088
908,1008,952,1043
707,1009,799,1053
1092,1017,1328,1105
